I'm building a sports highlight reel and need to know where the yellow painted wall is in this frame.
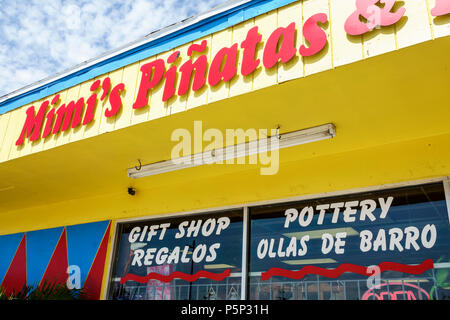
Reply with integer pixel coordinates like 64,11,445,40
0,31,448,232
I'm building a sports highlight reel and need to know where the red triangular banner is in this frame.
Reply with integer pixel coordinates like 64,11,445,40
82,222,111,300
1,234,27,297
40,228,68,288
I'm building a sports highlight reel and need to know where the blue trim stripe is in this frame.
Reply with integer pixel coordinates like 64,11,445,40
0,0,297,115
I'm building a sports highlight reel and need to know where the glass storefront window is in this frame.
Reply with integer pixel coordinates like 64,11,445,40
108,182,450,300
108,210,243,300
249,183,450,300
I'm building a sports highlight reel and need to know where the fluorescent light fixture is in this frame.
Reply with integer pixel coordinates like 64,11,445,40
127,123,336,179
283,227,359,240
282,258,337,265
204,264,235,269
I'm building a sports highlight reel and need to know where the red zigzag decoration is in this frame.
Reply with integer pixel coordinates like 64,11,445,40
121,269,231,284
261,259,434,281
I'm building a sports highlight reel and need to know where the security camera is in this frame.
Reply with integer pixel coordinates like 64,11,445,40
128,187,136,196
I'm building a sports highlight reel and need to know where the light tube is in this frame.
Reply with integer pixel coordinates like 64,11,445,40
127,123,336,179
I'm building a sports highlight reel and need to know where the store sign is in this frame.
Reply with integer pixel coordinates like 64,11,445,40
14,0,448,147
14,14,329,147
132,12,328,110
14,77,125,146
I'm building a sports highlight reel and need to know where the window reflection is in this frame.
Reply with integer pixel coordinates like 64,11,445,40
109,210,243,300
249,183,450,300
107,183,450,300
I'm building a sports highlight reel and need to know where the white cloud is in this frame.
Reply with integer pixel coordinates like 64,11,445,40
0,0,226,97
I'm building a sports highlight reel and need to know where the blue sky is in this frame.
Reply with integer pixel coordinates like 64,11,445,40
0,0,226,97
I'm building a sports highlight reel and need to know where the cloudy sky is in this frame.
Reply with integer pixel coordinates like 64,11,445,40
0,0,227,98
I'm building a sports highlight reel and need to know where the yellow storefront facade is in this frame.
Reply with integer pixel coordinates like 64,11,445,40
0,0,449,300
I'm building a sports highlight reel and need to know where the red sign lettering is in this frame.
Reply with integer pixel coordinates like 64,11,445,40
178,41,208,96
263,22,297,69
16,14,330,146
240,26,262,76
133,59,165,110
300,13,329,57
15,101,49,146
208,43,238,87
